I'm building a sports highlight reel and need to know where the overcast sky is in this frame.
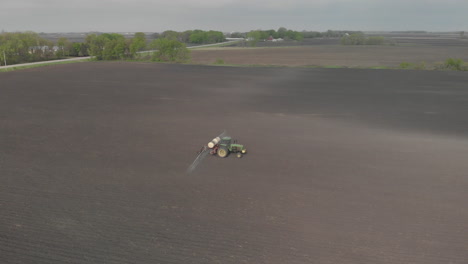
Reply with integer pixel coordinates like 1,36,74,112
1,0,467,33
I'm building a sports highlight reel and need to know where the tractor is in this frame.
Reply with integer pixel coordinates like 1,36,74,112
209,136,247,158
187,132,247,173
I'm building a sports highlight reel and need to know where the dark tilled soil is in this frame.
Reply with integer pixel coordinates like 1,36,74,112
191,45,468,67
1,62,467,264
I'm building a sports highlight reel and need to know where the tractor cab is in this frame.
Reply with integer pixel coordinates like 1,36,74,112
219,137,232,147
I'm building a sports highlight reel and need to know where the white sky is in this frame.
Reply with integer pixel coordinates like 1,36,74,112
1,0,467,32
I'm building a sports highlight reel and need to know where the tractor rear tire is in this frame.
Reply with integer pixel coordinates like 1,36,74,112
217,147,228,158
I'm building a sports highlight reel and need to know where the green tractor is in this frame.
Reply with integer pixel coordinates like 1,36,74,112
188,132,247,173
210,136,247,158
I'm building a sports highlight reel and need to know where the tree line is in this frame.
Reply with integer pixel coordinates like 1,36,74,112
84,32,190,62
0,32,58,66
0,31,98,65
247,27,304,41
0,28,386,66
0,30,227,65
227,29,364,39
340,33,386,45
152,30,225,44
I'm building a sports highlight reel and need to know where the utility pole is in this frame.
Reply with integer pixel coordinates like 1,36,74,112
2,50,6,66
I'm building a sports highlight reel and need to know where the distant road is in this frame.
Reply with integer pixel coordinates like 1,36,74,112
0,56,91,69
0,40,240,70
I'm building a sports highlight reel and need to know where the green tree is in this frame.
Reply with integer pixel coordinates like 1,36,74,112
229,32,245,38
366,36,385,45
302,31,323,38
206,30,225,43
101,34,126,60
0,31,55,65
161,30,180,41
0,43,9,66
69,43,81,57
444,58,465,71
179,30,193,43
130,32,147,55
285,30,303,41
189,30,225,44
189,30,206,44
341,34,385,45
150,38,190,62
78,43,89,56
246,30,263,47
277,27,287,38
85,34,104,59
341,33,366,45
264,29,278,39
56,37,71,58
150,32,160,40
85,33,129,60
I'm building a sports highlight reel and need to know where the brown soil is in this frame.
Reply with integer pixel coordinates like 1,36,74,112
1,62,467,264
191,45,468,67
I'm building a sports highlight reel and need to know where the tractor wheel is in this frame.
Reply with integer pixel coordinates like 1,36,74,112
237,153,242,158
217,147,228,158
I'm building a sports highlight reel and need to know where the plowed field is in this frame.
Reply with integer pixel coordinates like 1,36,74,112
191,45,468,67
1,62,467,263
